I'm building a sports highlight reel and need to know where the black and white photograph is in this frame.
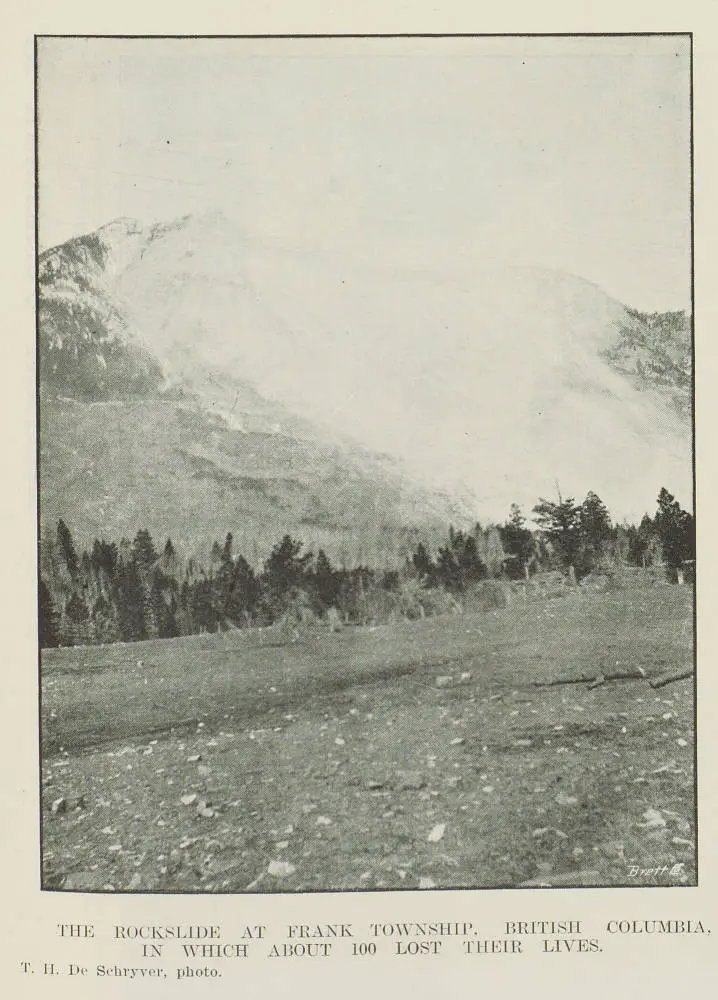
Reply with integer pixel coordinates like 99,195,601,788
36,34,695,894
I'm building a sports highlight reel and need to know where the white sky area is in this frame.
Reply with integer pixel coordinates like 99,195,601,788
38,36,691,312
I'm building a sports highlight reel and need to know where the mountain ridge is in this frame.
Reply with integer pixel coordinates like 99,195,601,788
38,211,693,555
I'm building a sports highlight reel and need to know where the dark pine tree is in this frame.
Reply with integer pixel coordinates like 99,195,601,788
578,491,612,574
500,504,535,580
312,549,340,610
114,559,147,642
160,538,178,576
91,538,118,579
226,555,260,624
436,528,487,592
38,578,60,648
63,592,91,646
191,576,219,633
132,529,158,578
627,513,664,568
411,542,435,582
92,593,119,644
149,571,179,639
654,488,695,578
56,518,79,580
263,535,313,606
532,494,583,575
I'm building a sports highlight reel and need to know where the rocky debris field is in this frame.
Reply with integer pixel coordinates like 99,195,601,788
41,585,695,892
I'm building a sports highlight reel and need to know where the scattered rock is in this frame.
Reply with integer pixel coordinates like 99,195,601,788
62,871,107,891
532,827,567,840
651,762,679,775
187,754,201,763
398,773,426,791
51,797,67,815
519,870,607,888
418,876,436,889
555,792,579,807
267,860,296,878
638,808,667,829
180,793,197,806
435,676,453,688
427,823,446,843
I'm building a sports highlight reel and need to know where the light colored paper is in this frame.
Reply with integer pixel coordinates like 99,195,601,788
2,2,717,997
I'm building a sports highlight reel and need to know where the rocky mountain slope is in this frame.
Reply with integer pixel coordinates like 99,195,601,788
38,213,693,560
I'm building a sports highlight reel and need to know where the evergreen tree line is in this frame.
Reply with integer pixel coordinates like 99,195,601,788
38,487,694,649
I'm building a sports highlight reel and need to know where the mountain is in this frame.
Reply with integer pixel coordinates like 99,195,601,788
38,212,693,560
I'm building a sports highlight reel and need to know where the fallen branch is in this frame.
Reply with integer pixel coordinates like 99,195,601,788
533,675,592,688
649,668,694,689
533,667,646,689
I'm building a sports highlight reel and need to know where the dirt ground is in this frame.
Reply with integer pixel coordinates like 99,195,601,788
40,582,695,892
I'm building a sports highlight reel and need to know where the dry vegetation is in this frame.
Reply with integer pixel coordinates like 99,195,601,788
41,580,695,892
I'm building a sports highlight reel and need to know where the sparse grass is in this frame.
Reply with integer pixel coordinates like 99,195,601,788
41,582,695,892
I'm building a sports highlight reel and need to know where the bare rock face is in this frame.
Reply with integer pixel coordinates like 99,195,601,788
38,212,692,557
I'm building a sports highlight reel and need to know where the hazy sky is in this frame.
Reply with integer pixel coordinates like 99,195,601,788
37,35,691,311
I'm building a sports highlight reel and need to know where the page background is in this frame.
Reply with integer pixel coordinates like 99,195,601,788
2,3,716,996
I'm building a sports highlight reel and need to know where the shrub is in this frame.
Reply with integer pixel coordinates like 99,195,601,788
463,580,511,612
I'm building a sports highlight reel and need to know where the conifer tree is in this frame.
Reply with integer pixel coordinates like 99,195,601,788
654,488,694,575
63,592,91,646
160,538,178,575
92,593,119,644
263,535,313,605
579,491,612,572
411,542,435,582
91,538,118,578
500,504,535,579
56,518,79,580
533,494,582,574
132,529,158,577
226,555,260,624
313,549,339,610
38,578,60,648
114,559,147,641
436,528,487,592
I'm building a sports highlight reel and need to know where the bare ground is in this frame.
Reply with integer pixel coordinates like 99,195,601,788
40,583,695,892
